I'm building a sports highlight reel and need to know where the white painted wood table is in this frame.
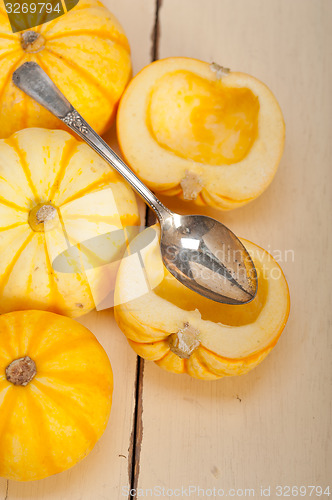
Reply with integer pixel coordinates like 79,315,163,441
0,0,331,499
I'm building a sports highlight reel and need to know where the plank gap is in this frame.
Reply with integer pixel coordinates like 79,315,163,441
4,480,8,500
146,0,162,228
128,1,162,497
128,357,145,499
151,0,162,62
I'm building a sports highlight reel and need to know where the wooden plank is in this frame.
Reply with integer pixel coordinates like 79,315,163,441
0,482,7,500
107,0,156,77
136,0,332,495
0,1,154,498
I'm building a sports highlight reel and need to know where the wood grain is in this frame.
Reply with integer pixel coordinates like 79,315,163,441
136,0,332,495
0,1,153,498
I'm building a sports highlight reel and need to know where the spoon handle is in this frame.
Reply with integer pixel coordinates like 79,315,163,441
12,62,171,222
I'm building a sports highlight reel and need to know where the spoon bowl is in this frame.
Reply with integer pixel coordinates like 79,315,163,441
12,61,257,305
161,213,256,304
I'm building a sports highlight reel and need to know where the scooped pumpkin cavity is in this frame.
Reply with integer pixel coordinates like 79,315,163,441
147,70,259,165
117,57,285,210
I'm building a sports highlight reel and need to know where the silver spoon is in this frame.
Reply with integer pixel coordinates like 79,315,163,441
13,62,257,305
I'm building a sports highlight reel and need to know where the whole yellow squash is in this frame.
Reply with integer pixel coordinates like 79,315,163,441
0,128,140,317
0,310,113,481
0,0,131,138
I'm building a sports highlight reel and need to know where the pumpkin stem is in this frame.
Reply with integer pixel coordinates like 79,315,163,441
210,62,230,80
20,31,45,53
6,356,37,386
168,322,201,359
180,170,203,200
36,204,56,224
29,203,58,232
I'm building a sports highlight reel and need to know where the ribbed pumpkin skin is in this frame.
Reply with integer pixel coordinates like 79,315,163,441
114,226,290,380
0,310,113,481
0,0,131,138
0,128,140,317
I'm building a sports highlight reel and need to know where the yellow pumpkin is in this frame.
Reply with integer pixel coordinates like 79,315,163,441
0,0,131,138
0,127,140,317
0,310,113,481
114,226,290,380
117,57,285,210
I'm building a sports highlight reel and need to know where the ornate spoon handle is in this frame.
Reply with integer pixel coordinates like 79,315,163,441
13,61,171,222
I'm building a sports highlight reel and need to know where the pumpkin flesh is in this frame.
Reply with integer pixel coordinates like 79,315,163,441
147,70,260,166
117,57,285,210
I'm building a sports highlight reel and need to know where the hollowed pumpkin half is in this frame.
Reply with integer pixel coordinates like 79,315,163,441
0,310,113,481
0,0,131,138
117,57,285,210
114,226,290,380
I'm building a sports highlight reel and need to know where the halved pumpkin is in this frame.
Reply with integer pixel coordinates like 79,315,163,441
117,57,285,210
114,225,290,380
